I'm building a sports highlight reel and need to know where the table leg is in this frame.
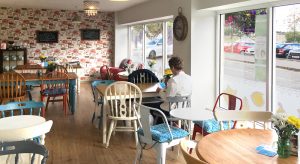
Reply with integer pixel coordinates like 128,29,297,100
69,79,76,114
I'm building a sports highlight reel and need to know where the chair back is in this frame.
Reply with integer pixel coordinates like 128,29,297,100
0,120,53,142
65,64,74,73
180,140,208,164
0,140,48,164
0,101,44,117
100,65,112,80
137,104,174,143
128,69,159,84
167,96,191,111
41,71,69,93
55,65,68,73
214,110,272,130
104,81,142,119
0,72,26,104
212,93,243,128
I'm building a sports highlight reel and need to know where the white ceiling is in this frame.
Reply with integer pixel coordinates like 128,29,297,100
0,0,149,12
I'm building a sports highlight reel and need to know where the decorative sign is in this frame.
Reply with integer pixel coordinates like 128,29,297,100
36,31,59,43
80,29,100,40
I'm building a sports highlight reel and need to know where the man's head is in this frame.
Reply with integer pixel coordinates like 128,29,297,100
168,56,183,74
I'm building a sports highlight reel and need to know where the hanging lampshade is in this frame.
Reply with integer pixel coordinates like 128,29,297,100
83,0,99,16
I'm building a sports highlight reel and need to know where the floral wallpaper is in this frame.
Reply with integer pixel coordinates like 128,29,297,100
0,7,114,80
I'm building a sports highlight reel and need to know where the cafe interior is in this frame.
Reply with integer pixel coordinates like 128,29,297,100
0,0,300,163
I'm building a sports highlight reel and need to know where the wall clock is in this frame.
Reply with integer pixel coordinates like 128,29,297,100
173,7,188,41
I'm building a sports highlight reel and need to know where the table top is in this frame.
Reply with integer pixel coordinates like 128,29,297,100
21,72,77,81
0,115,45,130
15,64,82,70
96,82,158,95
197,129,298,164
170,108,214,120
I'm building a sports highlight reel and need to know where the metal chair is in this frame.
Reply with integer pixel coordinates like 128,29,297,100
90,80,114,127
0,72,26,104
100,65,112,80
192,93,243,139
128,69,159,84
0,140,48,164
40,71,69,116
105,81,142,148
134,104,189,164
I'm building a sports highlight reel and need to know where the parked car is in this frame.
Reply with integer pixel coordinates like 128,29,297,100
224,42,255,55
244,47,255,55
276,43,300,58
146,38,173,59
287,48,300,59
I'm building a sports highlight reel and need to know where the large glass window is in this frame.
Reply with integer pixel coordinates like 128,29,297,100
129,20,173,78
220,9,268,111
274,4,300,116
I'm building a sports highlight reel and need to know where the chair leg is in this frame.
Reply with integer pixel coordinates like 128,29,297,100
135,140,143,164
106,120,116,148
45,97,50,111
157,144,167,164
133,120,138,147
97,104,104,129
112,120,118,136
63,95,67,116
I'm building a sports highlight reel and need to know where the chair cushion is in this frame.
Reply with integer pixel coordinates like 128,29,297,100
137,123,189,143
193,119,234,133
41,88,67,96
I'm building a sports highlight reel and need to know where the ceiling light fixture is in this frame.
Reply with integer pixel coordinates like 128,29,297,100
83,0,99,16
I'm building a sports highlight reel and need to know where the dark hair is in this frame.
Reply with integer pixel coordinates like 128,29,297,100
168,56,183,70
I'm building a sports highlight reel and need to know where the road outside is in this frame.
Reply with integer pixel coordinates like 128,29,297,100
224,52,300,116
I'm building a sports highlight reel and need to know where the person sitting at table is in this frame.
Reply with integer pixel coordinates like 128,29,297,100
156,56,192,103
145,56,192,123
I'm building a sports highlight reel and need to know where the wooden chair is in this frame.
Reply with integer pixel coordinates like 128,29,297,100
40,71,69,116
0,101,44,118
0,72,26,104
214,110,272,130
105,81,142,148
180,139,208,164
128,69,159,84
135,104,189,164
55,64,68,73
0,140,48,164
192,93,242,139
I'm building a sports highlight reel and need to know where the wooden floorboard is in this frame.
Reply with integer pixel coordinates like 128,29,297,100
29,83,186,164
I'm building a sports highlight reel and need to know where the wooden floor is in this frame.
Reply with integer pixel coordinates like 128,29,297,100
30,83,187,164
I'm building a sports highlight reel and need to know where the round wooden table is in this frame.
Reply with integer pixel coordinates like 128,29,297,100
197,129,298,164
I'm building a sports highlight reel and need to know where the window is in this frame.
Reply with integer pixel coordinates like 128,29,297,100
220,8,268,111
129,20,173,78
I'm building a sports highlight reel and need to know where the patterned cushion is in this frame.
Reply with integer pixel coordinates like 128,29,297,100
137,123,189,143
41,88,67,96
193,119,234,133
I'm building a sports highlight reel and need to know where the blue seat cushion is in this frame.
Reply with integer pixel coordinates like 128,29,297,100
41,88,67,96
193,119,234,133
137,123,189,143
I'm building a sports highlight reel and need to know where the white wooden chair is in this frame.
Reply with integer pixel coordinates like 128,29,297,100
214,110,272,130
105,81,142,148
135,104,189,164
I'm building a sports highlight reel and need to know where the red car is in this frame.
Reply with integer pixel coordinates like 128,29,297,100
224,42,255,55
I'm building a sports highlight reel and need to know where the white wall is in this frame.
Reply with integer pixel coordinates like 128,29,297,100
114,18,128,67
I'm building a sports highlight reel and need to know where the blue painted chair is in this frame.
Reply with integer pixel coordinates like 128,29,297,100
192,93,243,139
90,80,114,126
0,101,44,117
0,140,48,164
135,104,189,164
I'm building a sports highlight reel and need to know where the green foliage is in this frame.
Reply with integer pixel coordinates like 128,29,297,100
285,31,300,43
145,23,163,39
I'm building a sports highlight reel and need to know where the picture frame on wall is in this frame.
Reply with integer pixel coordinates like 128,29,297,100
80,29,100,40
36,31,59,43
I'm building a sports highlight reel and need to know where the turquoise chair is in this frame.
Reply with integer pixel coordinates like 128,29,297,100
0,101,44,117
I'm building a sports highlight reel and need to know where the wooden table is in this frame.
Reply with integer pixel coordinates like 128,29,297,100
96,82,159,144
21,73,77,114
197,129,298,164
